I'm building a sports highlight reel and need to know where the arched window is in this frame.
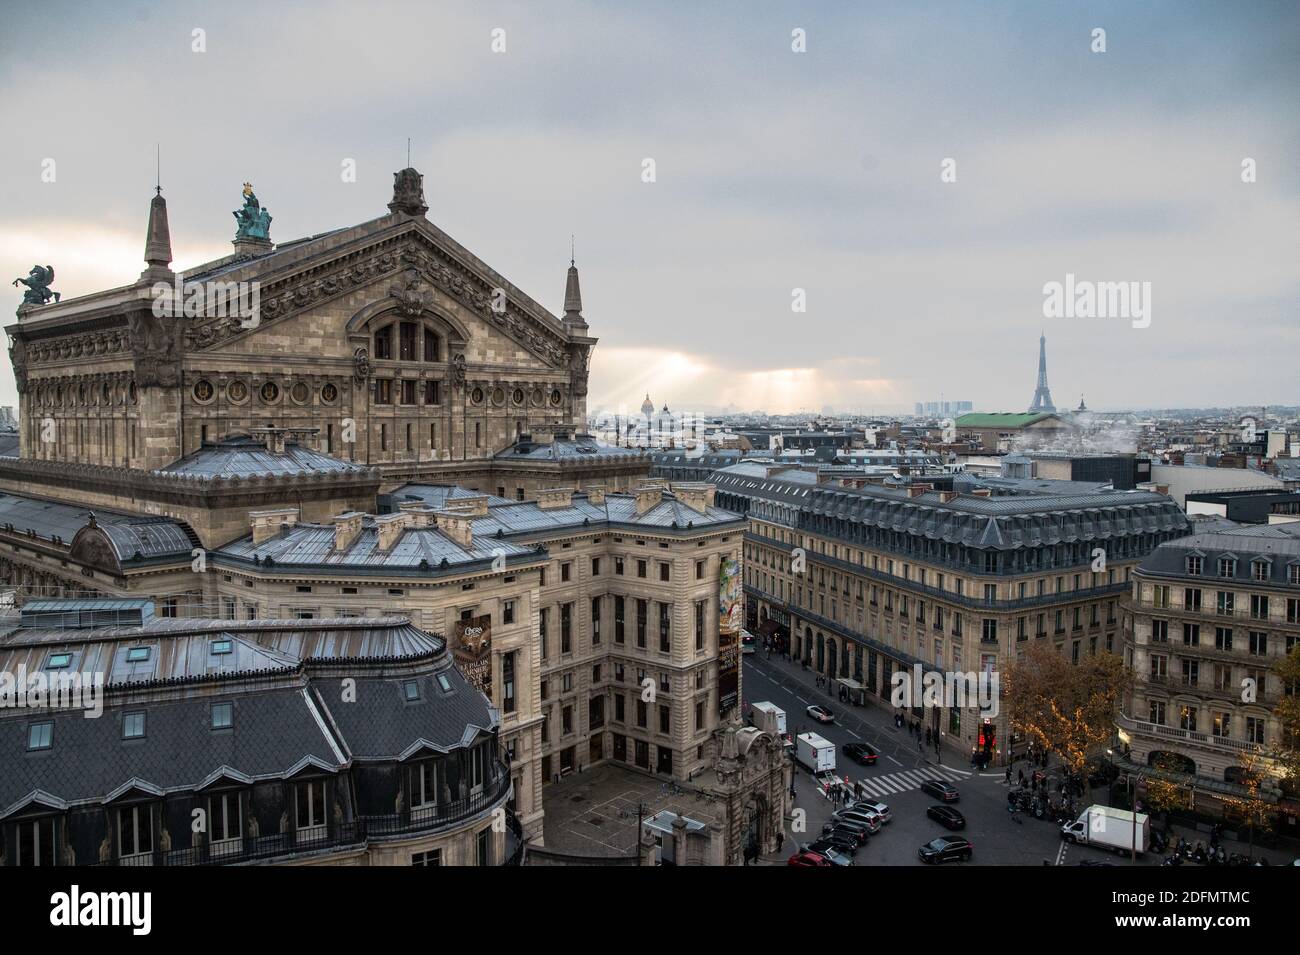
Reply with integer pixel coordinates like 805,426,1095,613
374,324,394,360
424,328,440,362
399,322,418,361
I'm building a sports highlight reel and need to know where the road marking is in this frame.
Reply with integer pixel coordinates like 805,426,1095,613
849,767,966,798
795,696,808,704
1054,841,1067,866
886,755,903,766
846,729,861,740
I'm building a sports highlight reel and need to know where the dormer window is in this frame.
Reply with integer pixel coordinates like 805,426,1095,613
1218,557,1236,579
27,721,53,751
211,639,233,656
436,673,452,693
403,680,420,702
126,646,150,663
1186,555,1202,576
211,702,233,729
1251,558,1271,582
45,653,72,670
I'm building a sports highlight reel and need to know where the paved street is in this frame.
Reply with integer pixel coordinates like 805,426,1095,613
745,651,1102,866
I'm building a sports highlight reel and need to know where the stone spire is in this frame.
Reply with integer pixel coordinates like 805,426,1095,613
141,186,173,282
563,246,584,324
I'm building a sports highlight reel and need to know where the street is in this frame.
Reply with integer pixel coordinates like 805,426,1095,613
744,651,1133,866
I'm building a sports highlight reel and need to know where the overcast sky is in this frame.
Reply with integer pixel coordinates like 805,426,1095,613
1,0,1296,415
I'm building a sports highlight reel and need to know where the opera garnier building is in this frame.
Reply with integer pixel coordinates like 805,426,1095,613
0,170,786,866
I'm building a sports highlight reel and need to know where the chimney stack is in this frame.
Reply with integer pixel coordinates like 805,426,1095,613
375,512,409,552
250,507,298,545
672,482,715,514
634,485,663,516
536,488,574,510
332,511,364,551
436,511,474,549
584,485,606,506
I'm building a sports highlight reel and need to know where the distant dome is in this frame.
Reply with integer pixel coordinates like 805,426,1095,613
640,393,654,416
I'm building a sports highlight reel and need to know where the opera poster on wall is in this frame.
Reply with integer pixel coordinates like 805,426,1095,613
453,614,493,700
718,555,742,713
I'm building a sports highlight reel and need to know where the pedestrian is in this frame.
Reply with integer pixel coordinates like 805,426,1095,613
1019,769,1026,787
917,737,923,754
1005,765,1012,784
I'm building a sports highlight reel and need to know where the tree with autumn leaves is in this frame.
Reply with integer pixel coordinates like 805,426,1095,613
1004,642,1132,777
1274,643,1300,797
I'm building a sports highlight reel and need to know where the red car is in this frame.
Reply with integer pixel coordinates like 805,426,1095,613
787,850,833,866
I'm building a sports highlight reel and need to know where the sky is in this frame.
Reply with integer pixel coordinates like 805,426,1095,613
1,0,1297,416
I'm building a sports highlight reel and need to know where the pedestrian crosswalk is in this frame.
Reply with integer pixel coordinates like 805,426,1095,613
846,766,968,799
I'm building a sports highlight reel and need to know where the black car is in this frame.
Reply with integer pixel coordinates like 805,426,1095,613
921,779,960,802
842,742,879,766
822,821,869,846
807,834,858,857
919,836,973,864
926,805,966,830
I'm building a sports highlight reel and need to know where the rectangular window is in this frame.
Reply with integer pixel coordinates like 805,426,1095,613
1151,619,1168,643
27,721,53,751
503,599,515,625
615,596,625,644
123,711,146,739
659,602,671,652
592,597,602,644
659,562,670,582
118,805,153,859
374,379,392,404
539,607,549,660
502,651,516,714
561,603,573,653
1250,594,1269,620
695,601,706,651
211,702,233,729
423,379,440,405
637,599,647,649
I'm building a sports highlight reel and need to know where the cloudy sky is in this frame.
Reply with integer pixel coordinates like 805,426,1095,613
1,0,1296,415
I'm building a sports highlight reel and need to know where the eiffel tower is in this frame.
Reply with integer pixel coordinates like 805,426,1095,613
1028,333,1056,413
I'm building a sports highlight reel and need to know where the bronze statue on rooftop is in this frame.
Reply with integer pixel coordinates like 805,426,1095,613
12,265,59,309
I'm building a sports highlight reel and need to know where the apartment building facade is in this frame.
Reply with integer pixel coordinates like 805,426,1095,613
1125,521,1300,811
715,462,1191,764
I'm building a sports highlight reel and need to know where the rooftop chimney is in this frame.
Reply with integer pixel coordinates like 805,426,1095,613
537,487,574,510
250,507,298,545
672,482,715,514
332,512,365,551
436,510,474,549
444,495,489,517
375,512,409,552
969,487,992,498
938,490,959,504
584,485,606,505
634,485,663,516
397,502,437,527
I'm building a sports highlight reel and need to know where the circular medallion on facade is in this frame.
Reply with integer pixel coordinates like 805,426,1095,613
550,388,562,406
512,388,525,406
471,387,484,404
193,379,215,403
531,387,544,407
492,387,506,406
260,381,280,403
290,381,310,404
321,382,339,404
227,379,248,403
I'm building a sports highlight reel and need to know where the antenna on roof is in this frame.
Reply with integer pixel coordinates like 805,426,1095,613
155,143,161,195
570,233,575,267
406,137,411,167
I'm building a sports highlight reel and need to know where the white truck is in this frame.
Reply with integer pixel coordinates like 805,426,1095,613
750,702,787,736
795,732,836,775
1061,804,1150,856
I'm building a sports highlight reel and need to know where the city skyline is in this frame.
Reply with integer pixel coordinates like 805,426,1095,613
2,1,1297,414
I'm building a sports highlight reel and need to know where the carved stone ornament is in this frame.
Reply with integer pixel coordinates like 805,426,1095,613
126,310,181,388
388,168,429,217
451,352,467,390
389,268,433,316
353,346,371,382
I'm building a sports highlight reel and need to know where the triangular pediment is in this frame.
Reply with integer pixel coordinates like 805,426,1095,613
183,216,573,368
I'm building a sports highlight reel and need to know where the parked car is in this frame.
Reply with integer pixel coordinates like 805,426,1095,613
843,742,879,765
927,805,966,830
831,808,882,833
850,800,891,823
921,779,960,802
800,843,853,866
807,704,835,724
822,821,870,846
919,836,973,864
807,833,858,857
787,850,833,866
